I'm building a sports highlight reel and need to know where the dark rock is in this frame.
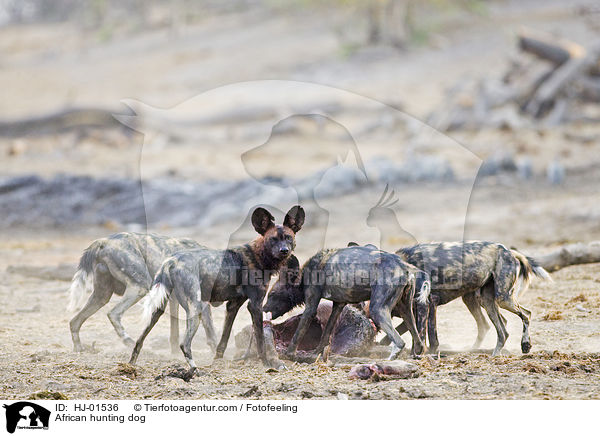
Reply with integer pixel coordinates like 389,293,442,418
155,364,203,382
406,388,430,399
241,385,261,397
29,390,68,400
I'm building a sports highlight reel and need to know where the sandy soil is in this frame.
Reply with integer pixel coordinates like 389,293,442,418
1,187,599,400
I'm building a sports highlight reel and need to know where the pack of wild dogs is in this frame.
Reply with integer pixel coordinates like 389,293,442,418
68,205,551,377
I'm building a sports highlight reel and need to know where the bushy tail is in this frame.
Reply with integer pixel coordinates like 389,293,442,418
414,271,431,305
142,259,175,325
67,239,105,312
511,249,552,298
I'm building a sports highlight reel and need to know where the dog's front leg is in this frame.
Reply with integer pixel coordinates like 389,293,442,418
246,286,281,368
314,301,345,359
284,288,321,361
248,298,266,363
215,298,245,360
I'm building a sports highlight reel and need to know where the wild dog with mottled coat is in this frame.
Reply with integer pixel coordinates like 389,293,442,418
129,206,305,372
264,244,431,361
68,232,217,352
384,241,551,356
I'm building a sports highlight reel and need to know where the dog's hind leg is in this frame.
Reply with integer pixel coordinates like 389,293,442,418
129,301,167,365
500,312,508,325
412,298,430,355
199,302,217,352
397,300,426,356
427,300,440,354
108,288,147,347
379,287,427,350
371,306,406,360
106,259,152,348
463,292,490,350
69,263,113,352
180,307,201,372
169,296,180,354
379,322,408,346
498,299,532,354
371,282,409,359
480,282,508,356
494,261,531,353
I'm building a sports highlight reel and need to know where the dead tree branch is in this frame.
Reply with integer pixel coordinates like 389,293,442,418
535,242,600,272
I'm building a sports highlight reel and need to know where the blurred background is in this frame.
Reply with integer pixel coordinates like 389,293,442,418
1,0,598,243
1,0,600,386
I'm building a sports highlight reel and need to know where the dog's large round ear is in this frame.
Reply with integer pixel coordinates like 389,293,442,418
347,242,359,247
251,207,275,235
283,205,305,233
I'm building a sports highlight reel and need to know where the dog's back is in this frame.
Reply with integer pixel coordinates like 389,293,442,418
68,232,203,311
396,241,508,294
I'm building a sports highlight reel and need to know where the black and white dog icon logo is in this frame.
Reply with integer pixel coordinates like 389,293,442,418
3,402,50,433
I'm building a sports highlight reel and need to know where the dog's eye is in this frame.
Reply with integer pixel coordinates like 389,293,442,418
285,235,292,241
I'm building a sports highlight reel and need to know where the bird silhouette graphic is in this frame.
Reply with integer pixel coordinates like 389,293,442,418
367,184,418,252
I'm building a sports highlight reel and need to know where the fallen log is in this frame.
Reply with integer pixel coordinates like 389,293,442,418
431,29,600,130
535,242,600,272
519,30,600,75
524,54,592,118
518,30,593,118
518,29,587,66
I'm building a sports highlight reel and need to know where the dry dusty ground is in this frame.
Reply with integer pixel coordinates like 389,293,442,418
1,188,600,401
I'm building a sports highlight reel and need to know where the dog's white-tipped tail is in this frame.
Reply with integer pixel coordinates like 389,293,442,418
417,279,430,305
67,269,93,312
511,250,553,299
142,283,169,325
533,265,553,281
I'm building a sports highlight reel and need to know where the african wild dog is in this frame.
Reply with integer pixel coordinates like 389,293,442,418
383,241,551,356
129,206,304,373
68,232,217,353
263,244,431,361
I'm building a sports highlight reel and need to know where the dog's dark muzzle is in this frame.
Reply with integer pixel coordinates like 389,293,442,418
279,248,290,256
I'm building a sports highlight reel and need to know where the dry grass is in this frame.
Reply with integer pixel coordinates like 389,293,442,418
541,310,564,321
